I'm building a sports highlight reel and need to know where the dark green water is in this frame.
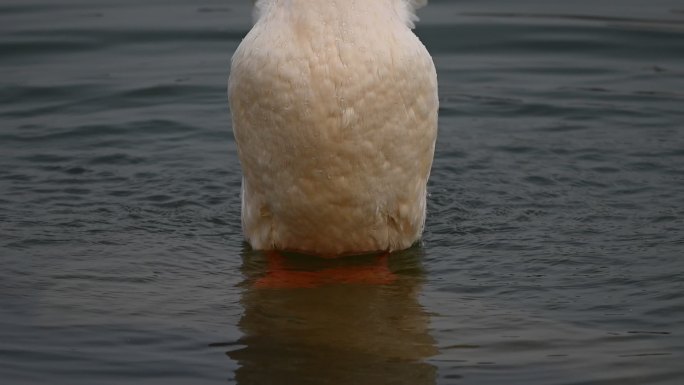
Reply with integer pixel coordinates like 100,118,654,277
1,0,683,384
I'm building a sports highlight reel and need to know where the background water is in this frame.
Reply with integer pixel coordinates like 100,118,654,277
1,0,683,384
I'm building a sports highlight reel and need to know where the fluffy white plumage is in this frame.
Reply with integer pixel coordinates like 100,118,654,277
253,1,428,27
229,0,438,256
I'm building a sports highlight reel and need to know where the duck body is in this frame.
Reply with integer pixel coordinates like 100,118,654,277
229,0,438,256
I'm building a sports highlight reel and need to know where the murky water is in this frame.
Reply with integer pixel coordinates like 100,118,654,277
1,0,683,384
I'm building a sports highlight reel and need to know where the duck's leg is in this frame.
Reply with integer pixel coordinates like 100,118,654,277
254,251,397,289
254,250,319,289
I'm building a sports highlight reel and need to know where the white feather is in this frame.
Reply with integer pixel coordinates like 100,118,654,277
252,0,271,23
254,0,428,29
395,0,428,29
230,0,437,256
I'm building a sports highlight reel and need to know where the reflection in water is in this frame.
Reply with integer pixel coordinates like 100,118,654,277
226,248,437,385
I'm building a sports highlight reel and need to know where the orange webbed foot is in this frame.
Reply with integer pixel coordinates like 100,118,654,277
254,251,396,289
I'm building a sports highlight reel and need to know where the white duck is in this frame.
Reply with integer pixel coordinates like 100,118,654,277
229,0,438,256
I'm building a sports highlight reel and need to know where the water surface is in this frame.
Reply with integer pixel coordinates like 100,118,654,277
1,0,683,384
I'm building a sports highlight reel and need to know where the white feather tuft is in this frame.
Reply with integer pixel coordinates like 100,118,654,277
252,1,428,28
396,0,428,29
252,0,272,23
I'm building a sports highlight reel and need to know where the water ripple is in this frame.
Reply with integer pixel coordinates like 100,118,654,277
1,0,683,384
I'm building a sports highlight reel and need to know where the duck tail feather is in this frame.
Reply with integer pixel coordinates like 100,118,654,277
397,0,428,29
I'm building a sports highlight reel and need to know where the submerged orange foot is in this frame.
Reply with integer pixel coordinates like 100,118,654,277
254,251,397,289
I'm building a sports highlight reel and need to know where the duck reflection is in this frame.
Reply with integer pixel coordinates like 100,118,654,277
227,247,437,385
